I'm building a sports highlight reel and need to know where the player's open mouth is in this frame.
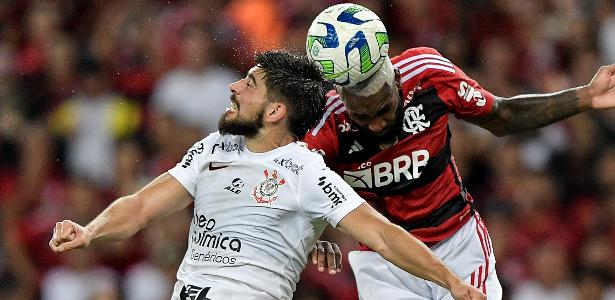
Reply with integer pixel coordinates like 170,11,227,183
226,97,239,113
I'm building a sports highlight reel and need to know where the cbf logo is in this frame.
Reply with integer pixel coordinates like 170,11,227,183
252,170,286,204
402,104,431,135
224,178,244,194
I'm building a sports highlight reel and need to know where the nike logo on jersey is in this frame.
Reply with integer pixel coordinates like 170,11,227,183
208,162,229,171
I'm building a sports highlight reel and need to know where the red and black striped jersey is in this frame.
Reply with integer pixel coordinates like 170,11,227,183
304,47,495,246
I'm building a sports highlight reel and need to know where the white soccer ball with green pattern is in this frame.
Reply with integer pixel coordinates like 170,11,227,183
306,3,389,86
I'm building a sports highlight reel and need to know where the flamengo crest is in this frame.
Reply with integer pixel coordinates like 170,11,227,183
402,104,431,135
252,170,286,204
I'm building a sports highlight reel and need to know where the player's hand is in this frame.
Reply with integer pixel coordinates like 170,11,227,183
587,64,615,109
49,220,92,253
308,240,342,274
449,281,486,300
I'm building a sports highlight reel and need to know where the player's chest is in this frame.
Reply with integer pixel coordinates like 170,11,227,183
194,161,300,213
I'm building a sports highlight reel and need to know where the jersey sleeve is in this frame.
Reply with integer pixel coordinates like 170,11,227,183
397,47,496,119
298,162,365,227
168,133,216,197
303,91,342,164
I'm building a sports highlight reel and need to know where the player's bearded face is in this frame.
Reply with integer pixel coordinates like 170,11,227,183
218,95,265,137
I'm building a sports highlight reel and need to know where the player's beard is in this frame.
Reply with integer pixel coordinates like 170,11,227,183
218,106,265,138
356,121,399,145
356,91,405,145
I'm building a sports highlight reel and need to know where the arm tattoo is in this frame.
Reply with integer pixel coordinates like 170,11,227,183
474,87,589,136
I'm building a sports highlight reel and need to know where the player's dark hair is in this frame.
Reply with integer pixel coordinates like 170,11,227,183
255,51,326,139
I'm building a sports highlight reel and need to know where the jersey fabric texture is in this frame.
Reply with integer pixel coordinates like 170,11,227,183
168,132,365,300
304,47,496,246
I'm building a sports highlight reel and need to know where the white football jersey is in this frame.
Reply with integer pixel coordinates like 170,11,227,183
168,132,365,300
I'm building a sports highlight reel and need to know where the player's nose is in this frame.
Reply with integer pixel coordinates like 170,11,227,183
368,118,388,133
229,79,245,94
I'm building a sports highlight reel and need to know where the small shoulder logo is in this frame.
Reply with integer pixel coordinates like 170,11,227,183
252,170,285,204
182,143,205,168
208,162,228,171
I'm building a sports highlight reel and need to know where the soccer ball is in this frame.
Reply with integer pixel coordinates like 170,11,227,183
306,3,389,86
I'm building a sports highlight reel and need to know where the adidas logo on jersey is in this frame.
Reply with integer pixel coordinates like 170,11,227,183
348,140,364,154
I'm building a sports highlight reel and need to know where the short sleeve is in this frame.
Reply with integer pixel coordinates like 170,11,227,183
168,135,213,197
427,63,495,119
395,47,495,119
299,164,365,227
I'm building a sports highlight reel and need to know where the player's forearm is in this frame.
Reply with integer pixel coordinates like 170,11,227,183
375,223,462,290
478,86,591,136
85,195,147,244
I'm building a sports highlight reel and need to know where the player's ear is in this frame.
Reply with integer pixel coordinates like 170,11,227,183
265,102,287,123
394,68,401,89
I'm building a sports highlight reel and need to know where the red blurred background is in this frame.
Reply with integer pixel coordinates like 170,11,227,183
1,0,615,299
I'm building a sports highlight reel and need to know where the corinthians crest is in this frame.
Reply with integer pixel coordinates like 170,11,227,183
252,170,286,204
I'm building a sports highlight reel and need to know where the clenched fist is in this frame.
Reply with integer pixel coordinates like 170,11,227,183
49,220,93,253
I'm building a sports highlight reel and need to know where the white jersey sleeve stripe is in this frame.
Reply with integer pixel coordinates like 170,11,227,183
325,95,338,107
311,98,344,136
398,58,454,74
393,54,452,68
400,64,456,84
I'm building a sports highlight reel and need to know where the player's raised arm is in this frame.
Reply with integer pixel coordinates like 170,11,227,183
469,64,615,136
49,172,193,253
336,203,486,300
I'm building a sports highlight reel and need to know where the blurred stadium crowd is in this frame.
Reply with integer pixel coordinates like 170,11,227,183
0,0,614,299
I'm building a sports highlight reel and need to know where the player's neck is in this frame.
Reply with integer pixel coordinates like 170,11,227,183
244,128,296,153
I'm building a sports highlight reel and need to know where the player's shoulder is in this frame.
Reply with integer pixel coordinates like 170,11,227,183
288,143,327,165
391,47,444,64
323,89,345,113
391,47,457,87
309,90,349,135
192,132,245,157
269,142,326,177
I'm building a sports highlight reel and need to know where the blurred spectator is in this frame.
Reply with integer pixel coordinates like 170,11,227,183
511,241,575,300
150,22,238,161
41,249,120,300
49,58,141,187
123,209,189,300
0,1,613,299
597,0,615,65
574,267,615,300
226,0,286,53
